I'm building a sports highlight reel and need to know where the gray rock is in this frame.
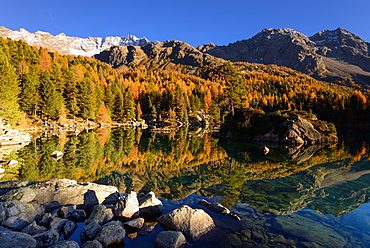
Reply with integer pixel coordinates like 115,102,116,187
21,220,47,235
282,115,322,145
114,191,139,221
63,220,78,239
32,229,59,247
0,179,118,206
0,201,8,223
0,227,37,248
95,223,125,247
103,207,114,224
156,231,186,248
84,220,102,239
58,204,76,219
86,204,106,225
50,217,68,233
123,217,145,229
138,224,155,236
50,240,80,248
1,200,38,230
81,240,103,248
157,205,215,240
44,201,61,213
39,212,52,227
68,209,87,222
0,187,36,202
138,191,163,218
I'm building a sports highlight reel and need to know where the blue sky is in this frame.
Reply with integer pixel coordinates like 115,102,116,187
1,0,369,47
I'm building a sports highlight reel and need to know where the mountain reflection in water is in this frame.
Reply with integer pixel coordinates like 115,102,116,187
1,127,370,247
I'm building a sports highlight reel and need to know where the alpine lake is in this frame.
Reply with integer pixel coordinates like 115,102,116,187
1,126,370,248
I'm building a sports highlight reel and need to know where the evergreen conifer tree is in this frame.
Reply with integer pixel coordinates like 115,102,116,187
0,53,22,124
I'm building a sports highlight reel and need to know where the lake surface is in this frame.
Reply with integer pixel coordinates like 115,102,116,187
2,127,370,247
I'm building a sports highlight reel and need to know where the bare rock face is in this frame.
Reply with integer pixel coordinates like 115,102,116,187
94,40,225,72
200,28,370,86
157,205,215,240
200,28,324,78
282,115,322,145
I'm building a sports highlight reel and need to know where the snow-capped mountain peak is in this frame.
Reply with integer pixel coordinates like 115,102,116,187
0,26,151,57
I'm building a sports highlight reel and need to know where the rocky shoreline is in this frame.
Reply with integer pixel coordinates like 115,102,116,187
0,179,227,248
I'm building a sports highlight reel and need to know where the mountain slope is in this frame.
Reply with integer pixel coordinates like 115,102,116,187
0,26,151,56
94,40,225,73
199,28,370,86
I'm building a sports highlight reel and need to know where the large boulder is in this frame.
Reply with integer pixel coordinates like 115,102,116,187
0,227,37,248
114,191,139,221
157,205,215,240
50,240,80,248
138,191,163,218
95,222,126,247
81,240,103,248
282,115,322,145
84,220,102,239
0,200,40,230
32,229,59,247
86,204,107,225
21,220,47,235
0,179,119,207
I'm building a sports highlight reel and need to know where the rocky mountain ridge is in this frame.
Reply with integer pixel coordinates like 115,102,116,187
199,27,370,86
94,40,225,73
2,26,370,85
0,26,151,56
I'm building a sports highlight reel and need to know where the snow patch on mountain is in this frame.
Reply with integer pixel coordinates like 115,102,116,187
0,26,151,56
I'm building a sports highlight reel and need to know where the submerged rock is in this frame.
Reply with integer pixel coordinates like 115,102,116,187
157,205,215,240
156,230,186,248
198,199,241,220
273,213,347,248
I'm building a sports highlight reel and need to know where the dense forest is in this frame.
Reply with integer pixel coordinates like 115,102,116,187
0,37,369,125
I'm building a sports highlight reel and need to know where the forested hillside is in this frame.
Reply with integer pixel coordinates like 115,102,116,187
0,37,369,125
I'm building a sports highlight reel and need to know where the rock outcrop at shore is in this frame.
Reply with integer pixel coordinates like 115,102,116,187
0,179,215,247
219,109,338,146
